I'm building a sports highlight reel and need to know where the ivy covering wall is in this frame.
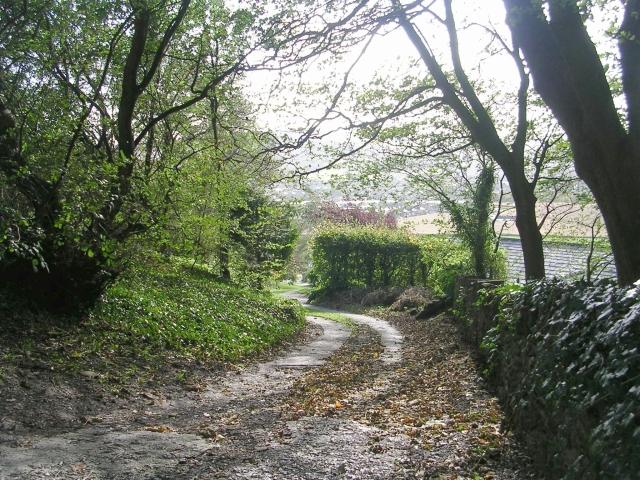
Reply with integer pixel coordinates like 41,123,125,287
465,279,640,479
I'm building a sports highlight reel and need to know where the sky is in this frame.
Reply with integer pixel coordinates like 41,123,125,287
239,0,524,185
240,0,620,185
240,0,617,239
244,0,516,132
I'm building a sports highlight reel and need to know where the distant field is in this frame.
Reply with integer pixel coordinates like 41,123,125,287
399,203,605,238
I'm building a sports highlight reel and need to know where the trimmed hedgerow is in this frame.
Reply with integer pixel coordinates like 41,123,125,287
481,278,640,479
307,224,425,301
307,225,490,301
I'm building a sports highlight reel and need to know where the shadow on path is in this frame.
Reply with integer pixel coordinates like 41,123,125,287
0,292,411,479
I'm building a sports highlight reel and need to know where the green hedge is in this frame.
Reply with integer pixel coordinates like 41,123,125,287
308,224,425,299
307,225,482,300
420,235,476,297
480,279,640,479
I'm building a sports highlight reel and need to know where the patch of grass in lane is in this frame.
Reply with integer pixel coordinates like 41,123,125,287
269,281,312,295
304,309,357,332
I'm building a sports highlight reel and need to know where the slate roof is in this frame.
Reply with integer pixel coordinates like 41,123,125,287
500,237,617,283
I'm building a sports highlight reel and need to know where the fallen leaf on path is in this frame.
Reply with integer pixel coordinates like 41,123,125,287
147,425,174,433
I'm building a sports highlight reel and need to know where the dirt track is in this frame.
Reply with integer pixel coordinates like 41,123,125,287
0,294,537,479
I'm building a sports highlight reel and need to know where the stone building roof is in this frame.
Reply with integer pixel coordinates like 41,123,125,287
500,237,616,283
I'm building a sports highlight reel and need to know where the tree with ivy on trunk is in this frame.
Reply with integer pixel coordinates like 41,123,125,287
390,0,549,280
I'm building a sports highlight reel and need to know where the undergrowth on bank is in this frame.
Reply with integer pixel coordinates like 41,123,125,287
0,258,306,376
88,260,306,361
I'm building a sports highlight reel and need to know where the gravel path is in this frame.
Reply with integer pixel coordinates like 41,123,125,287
0,301,414,479
264,317,351,369
306,307,402,364
280,290,403,364
0,293,537,479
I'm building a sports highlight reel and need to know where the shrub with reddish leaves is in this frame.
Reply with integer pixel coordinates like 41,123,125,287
310,200,396,229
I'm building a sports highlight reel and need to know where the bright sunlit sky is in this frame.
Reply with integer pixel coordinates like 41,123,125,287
244,1,513,129
242,0,619,177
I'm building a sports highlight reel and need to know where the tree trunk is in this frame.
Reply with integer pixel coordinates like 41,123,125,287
394,0,546,279
575,146,640,286
219,246,231,280
503,0,640,285
472,239,487,279
510,178,545,280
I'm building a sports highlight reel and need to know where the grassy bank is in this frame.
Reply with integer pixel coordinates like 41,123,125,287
89,262,306,360
0,259,306,378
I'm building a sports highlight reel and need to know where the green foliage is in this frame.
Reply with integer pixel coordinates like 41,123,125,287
480,278,640,478
158,168,298,287
308,224,424,300
0,0,323,311
334,132,507,282
284,232,312,282
0,0,244,308
421,235,505,298
439,162,496,279
86,258,306,360
227,189,299,287
420,235,474,298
